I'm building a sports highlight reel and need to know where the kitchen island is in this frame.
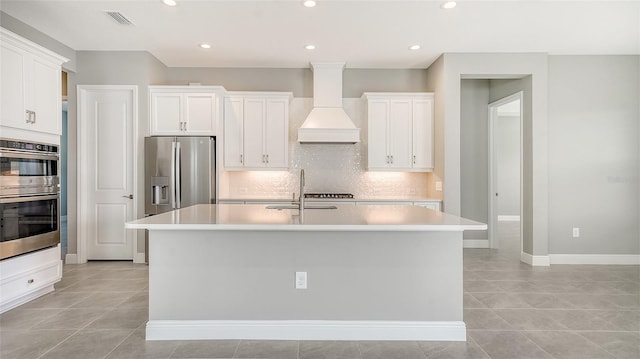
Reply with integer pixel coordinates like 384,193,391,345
126,204,485,341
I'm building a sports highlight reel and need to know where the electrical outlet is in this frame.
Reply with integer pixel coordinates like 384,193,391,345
572,227,580,238
295,272,307,289
435,181,443,192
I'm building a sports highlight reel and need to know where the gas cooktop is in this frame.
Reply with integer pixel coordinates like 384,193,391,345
304,193,354,199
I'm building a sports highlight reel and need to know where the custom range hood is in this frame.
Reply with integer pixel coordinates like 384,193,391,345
298,62,360,143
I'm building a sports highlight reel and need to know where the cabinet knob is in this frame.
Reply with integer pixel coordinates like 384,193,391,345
390,155,393,164
240,154,243,164
413,155,416,164
266,154,269,163
27,279,34,284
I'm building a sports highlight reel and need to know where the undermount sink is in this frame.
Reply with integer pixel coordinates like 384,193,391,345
265,205,337,210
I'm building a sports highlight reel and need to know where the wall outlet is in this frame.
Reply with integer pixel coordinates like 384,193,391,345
435,181,443,192
295,272,307,289
572,227,580,238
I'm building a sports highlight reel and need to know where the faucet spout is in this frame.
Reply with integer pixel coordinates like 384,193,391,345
299,169,305,211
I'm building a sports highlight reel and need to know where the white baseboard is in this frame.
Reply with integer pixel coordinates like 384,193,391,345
497,215,520,222
549,254,640,265
0,285,54,314
520,252,550,266
146,320,467,341
64,253,78,264
133,252,146,264
463,239,489,248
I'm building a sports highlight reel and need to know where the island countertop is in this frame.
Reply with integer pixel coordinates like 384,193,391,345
125,204,486,231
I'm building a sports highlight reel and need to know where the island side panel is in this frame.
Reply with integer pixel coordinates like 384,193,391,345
148,229,463,324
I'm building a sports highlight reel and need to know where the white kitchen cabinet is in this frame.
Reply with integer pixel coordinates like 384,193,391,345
0,245,62,313
362,93,434,171
224,92,292,170
149,86,225,136
1,28,67,137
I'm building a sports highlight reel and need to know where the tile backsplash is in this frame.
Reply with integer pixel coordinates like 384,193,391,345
219,98,429,198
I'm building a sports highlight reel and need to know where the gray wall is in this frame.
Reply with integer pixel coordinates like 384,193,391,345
166,68,428,98
425,55,445,201
460,80,490,240
0,11,77,71
548,55,639,255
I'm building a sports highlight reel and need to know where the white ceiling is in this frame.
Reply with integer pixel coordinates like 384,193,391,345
1,0,639,69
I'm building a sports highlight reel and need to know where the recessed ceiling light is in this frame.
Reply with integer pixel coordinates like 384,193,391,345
199,43,211,49
441,1,456,9
305,44,316,50
163,0,177,6
303,0,317,8
409,45,421,50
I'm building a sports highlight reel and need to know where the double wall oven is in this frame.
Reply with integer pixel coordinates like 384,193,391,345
0,138,60,260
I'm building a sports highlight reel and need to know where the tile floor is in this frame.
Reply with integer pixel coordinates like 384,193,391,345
1,222,638,359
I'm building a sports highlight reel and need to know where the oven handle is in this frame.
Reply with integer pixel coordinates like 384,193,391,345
0,194,58,204
0,150,59,161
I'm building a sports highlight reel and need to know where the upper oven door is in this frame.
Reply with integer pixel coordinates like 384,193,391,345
0,150,59,197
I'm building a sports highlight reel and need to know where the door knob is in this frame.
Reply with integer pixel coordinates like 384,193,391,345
122,194,133,199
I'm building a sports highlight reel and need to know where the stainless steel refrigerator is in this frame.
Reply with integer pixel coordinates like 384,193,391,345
145,136,216,216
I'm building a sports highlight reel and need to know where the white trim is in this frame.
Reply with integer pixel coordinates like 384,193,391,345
146,320,467,341
549,254,640,265
520,252,550,266
497,215,520,222
133,252,146,264
77,85,138,263
64,253,78,264
0,285,55,314
463,239,489,248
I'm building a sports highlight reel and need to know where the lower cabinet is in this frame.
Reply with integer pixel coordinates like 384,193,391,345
0,245,62,313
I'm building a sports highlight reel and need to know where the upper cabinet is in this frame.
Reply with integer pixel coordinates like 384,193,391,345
1,28,67,138
224,92,292,170
149,86,225,136
362,93,434,172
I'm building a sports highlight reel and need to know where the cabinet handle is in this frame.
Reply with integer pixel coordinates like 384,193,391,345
33,111,36,124
27,278,34,284
240,154,243,164
413,155,416,164
266,154,269,163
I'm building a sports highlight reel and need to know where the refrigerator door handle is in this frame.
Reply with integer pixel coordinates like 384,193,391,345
175,141,182,209
171,141,176,209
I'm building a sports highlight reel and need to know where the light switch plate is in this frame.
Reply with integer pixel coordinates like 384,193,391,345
435,181,443,192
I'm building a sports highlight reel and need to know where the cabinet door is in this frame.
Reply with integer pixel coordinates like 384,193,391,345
184,93,216,134
150,93,182,135
412,98,434,170
1,41,28,130
388,99,413,169
263,98,288,169
242,98,266,168
224,97,244,168
31,56,61,135
367,100,390,169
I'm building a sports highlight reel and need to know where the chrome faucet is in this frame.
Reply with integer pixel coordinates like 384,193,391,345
298,169,305,211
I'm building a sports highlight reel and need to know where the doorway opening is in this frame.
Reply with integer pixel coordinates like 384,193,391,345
488,92,523,256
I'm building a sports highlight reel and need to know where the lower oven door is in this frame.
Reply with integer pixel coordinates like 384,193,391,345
0,194,60,260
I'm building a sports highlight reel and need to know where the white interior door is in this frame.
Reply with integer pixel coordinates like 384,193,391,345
78,86,137,260
488,92,523,251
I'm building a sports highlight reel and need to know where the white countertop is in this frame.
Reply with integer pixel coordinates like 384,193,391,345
126,204,486,232
218,196,442,203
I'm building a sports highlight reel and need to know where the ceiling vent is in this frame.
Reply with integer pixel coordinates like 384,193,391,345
104,11,134,25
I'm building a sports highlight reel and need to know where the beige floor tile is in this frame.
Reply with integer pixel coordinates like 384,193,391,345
358,341,426,359
524,331,616,359
170,339,239,358
234,340,298,359
468,330,553,359
38,328,132,359
299,340,362,359
0,329,75,359
579,331,640,359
